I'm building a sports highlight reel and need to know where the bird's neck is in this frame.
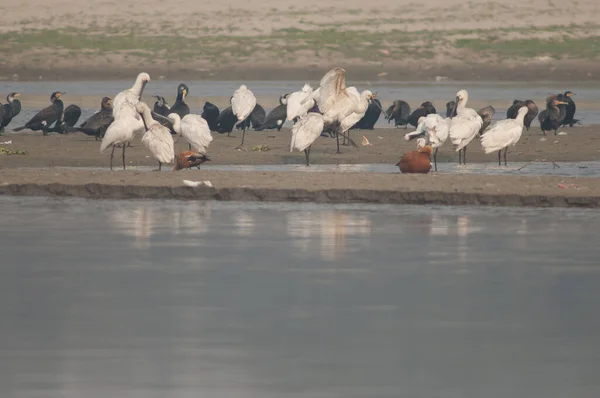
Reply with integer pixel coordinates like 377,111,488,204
131,79,147,97
515,112,527,125
140,109,154,125
171,117,181,132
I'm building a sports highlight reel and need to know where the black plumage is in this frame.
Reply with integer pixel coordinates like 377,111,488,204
539,95,568,135
353,98,382,130
1,92,22,133
385,100,411,128
408,101,437,127
153,95,170,116
236,104,266,131
13,91,64,135
506,99,538,131
477,106,495,136
446,101,456,118
49,104,82,134
215,106,237,135
65,97,113,140
169,83,190,118
63,105,82,127
561,91,578,127
201,101,220,131
254,104,287,131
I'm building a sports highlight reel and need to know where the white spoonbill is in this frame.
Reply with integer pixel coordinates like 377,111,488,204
338,88,376,146
168,113,213,154
290,113,325,166
231,84,256,147
286,83,315,122
448,89,483,165
309,67,360,153
137,102,174,171
481,106,527,166
404,113,450,171
100,72,150,170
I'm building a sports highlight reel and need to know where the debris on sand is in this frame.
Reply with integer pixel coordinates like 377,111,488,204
183,180,213,188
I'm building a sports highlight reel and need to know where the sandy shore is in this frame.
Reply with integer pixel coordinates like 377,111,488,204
0,125,598,169
0,169,599,207
0,125,599,207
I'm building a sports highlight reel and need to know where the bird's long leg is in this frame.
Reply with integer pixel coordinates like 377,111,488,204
458,148,462,165
503,147,508,166
110,145,115,171
335,125,341,154
463,146,467,165
342,129,349,146
434,148,438,171
498,150,501,166
188,143,192,151
241,126,246,146
122,144,126,170
304,147,310,166
158,161,162,171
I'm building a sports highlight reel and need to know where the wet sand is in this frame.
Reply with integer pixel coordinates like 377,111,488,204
0,125,599,207
1,168,599,207
0,125,599,168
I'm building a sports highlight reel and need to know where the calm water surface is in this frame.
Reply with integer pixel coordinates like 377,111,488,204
1,198,600,397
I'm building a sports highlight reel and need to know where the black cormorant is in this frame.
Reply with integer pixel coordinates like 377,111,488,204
216,106,237,135
13,91,64,135
1,92,22,133
446,101,456,118
201,102,220,131
255,104,287,131
507,99,538,131
236,103,266,131
477,106,495,136
408,101,437,127
353,98,382,130
539,95,568,135
385,100,411,128
561,91,578,127
169,84,190,118
49,104,82,134
65,97,113,140
153,95,170,116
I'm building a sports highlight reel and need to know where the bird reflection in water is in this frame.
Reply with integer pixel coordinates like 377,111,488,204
427,214,483,267
234,212,255,236
109,203,213,249
286,211,371,261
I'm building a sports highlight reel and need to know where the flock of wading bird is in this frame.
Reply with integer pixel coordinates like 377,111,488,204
0,68,579,173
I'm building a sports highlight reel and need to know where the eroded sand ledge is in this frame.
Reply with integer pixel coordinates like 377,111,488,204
1,169,599,208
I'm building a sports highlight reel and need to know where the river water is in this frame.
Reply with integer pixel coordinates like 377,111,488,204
1,197,599,397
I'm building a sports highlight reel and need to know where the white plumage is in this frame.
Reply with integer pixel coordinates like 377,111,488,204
481,106,527,165
448,89,483,164
231,84,256,122
290,113,324,166
168,113,213,154
310,67,362,153
137,102,174,169
231,84,256,146
338,88,374,135
100,72,150,169
404,113,450,171
286,83,315,121
315,68,358,124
